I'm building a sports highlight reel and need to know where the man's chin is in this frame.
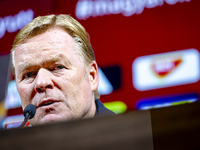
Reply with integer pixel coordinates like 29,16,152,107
29,114,69,126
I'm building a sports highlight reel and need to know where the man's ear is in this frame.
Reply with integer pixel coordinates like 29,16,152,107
89,61,99,91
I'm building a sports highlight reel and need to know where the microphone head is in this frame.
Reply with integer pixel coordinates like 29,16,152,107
23,104,36,119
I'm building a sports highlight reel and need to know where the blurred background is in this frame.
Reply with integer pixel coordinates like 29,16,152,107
0,0,200,129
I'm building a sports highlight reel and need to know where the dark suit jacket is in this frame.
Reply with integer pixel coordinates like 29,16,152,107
95,99,115,117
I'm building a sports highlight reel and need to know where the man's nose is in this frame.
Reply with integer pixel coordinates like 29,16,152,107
34,68,54,93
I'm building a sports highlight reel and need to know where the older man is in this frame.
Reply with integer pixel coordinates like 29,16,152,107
11,14,114,126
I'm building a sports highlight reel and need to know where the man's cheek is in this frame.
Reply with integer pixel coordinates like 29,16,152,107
18,85,31,107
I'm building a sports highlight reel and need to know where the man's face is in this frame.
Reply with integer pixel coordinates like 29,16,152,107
14,27,98,125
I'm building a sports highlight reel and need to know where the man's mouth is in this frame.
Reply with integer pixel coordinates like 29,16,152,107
38,100,59,108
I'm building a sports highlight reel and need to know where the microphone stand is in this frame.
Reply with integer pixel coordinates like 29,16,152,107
18,113,31,128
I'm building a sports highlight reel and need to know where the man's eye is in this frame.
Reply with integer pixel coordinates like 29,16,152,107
23,72,35,79
27,72,33,77
56,65,64,70
49,65,65,71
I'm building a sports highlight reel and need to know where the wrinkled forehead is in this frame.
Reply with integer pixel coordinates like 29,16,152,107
15,41,68,54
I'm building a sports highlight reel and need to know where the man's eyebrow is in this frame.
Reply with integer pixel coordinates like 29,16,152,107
18,63,32,74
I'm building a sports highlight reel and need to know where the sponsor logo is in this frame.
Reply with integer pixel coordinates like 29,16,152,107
75,0,190,20
0,9,34,39
98,68,114,95
135,93,199,110
132,49,200,91
98,65,122,95
103,101,127,114
151,55,182,78
5,80,21,109
2,114,31,129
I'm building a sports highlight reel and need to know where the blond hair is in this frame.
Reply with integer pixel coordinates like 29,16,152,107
11,14,100,99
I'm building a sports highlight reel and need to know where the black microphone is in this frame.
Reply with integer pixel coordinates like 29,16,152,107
18,104,36,128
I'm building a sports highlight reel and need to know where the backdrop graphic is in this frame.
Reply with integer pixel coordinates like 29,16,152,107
0,0,199,128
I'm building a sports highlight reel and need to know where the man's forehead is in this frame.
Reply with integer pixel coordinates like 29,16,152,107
14,41,72,72
15,42,68,53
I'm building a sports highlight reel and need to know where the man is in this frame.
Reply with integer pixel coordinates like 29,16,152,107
11,14,114,126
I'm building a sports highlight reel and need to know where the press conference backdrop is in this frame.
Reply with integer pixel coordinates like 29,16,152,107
0,0,200,128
